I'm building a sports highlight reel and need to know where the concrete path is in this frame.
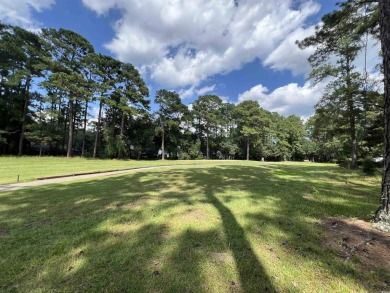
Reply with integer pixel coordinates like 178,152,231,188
0,166,170,193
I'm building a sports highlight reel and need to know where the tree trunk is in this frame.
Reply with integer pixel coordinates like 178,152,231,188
93,100,103,159
18,76,31,156
120,112,125,136
161,124,165,160
73,100,78,155
118,111,126,160
348,98,358,169
374,0,390,231
346,57,358,169
61,105,67,155
67,99,74,158
39,143,43,157
206,130,209,160
246,136,250,161
81,100,88,157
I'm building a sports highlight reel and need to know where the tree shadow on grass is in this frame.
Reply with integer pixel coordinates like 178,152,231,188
0,163,382,292
176,165,381,291
205,189,274,292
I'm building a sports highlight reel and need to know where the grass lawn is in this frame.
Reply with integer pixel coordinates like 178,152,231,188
0,156,216,184
0,161,386,292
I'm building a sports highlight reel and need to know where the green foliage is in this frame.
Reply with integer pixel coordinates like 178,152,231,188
154,89,187,159
0,130,7,146
337,157,352,169
1,18,382,164
188,138,203,159
298,0,382,167
192,95,223,159
362,157,377,176
180,139,203,160
103,126,128,158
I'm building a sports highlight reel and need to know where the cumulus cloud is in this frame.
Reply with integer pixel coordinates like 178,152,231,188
238,81,327,119
0,0,55,29
263,26,316,75
82,0,321,87
178,84,216,99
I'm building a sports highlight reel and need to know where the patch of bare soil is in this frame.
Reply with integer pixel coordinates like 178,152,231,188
322,217,390,289
119,197,149,209
181,208,205,221
0,229,9,237
210,252,234,263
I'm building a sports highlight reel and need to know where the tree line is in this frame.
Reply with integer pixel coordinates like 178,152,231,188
0,1,385,166
0,23,318,161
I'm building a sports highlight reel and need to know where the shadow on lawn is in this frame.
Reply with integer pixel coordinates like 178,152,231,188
0,163,381,292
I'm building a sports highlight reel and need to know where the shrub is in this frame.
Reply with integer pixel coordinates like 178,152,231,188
181,153,191,160
337,157,351,169
362,157,377,176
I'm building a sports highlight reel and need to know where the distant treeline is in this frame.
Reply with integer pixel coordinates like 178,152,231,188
0,21,383,163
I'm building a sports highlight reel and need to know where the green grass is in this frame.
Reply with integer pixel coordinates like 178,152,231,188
0,161,386,292
0,156,217,184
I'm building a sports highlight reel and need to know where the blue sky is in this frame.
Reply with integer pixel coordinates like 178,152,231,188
1,0,360,119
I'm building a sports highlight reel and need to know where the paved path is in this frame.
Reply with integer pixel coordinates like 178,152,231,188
0,166,171,193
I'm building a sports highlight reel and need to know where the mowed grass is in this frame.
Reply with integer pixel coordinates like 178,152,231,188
0,161,385,292
0,156,217,184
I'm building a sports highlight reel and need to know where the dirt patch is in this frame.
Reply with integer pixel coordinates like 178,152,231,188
119,197,149,209
181,208,205,221
302,193,323,203
25,219,52,229
0,229,10,237
122,203,140,209
322,217,390,274
210,252,234,263
161,232,170,241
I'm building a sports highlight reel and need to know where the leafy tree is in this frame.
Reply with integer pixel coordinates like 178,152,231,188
41,28,94,157
116,62,149,158
309,113,346,163
126,112,156,159
86,53,121,158
220,139,239,159
155,89,187,160
102,125,125,158
234,100,264,160
284,115,307,161
298,11,366,168
25,93,59,156
0,25,50,155
192,95,223,159
102,62,149,159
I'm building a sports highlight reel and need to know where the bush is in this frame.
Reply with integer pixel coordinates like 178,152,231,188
181,153,191,160
337,158,351,169
362,157,377,176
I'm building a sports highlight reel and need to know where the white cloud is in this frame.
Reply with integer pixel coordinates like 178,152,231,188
238,81,326,119
197,84,216,96
0,0,55,29
220,96,231,103
263,26,316,75
178,84,216,99
83,0,321,87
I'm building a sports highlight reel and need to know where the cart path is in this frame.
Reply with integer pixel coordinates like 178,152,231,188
0,165,173,193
